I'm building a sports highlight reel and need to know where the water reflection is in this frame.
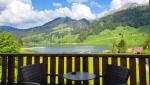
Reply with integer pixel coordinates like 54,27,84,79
27,44,110,54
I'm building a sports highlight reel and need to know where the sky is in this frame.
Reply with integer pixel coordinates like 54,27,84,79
0,0,149,29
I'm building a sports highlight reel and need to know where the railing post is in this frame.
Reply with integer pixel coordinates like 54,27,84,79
17,55,23,83
149,57,150,84
58,56,64,84
66,57,72,85
129,58,136,85
8,55,14,84
43,56,48,84
139,58,146,85
112,57,118,65
93,57,100,85
75,57,81,85
50,56,56,84
27,55,32,65
83,56,89,85
120,57,127,67
102,57,108,85
34,55,40,64
2,56,7,84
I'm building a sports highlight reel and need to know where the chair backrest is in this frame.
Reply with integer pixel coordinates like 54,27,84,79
21,64,46,85
103,65,130,85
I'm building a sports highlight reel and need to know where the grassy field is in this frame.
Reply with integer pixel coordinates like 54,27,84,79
0,57,149,85
22,25,149,47
83,26,149,47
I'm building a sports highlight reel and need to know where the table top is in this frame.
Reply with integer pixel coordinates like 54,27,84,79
63,72,96,81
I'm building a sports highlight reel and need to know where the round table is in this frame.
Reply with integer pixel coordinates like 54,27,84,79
63,72,96,81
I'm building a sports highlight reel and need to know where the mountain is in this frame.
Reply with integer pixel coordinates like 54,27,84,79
21,17,90,43
89,5,150,34
25,17,90,35
0,5,149,45
0,17,90,38
0,26,21,32
43,17,89,27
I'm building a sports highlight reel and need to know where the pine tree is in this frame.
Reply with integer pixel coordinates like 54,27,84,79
118,39,127,53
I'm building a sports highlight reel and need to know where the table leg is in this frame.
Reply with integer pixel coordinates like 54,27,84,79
75,80,81,85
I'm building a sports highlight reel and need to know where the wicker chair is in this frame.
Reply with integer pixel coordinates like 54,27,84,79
20,63,60,85
100,64,130,85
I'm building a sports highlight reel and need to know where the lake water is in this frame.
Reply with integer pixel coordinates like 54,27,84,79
26,44,110,53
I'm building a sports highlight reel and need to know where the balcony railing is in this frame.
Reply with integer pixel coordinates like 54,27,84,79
0,54,149,85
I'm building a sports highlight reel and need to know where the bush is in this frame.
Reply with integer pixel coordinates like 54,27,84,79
0,32,20,53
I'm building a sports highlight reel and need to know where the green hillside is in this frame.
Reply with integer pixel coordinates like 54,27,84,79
21,5,150,47
22,24,81,44
83,26,149,47
89,6,150,34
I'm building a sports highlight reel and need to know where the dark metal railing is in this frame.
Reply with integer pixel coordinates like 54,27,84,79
0,54,149,85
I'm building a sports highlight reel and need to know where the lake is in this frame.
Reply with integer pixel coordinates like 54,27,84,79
22,44,110,53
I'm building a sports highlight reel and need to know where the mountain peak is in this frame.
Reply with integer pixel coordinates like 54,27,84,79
53,17,72,21
80,18,88,21
79,18,90,25
42,17,89,27
43,17,74,27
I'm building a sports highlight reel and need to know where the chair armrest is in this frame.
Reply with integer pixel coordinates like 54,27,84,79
117,83,128,85
20,82,40,85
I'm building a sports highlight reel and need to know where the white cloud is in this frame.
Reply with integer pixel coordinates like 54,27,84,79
67,0,88,3
52,2,62,7
0,0,46,28
0,0,95,29
1,0,147,29
90,1,102,8
111,0,149,10
97,0,149,18
69,3,96,19
53,3,96,20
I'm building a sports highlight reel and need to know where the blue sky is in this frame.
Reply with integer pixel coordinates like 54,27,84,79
32,0,111,13
0,0,149,29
